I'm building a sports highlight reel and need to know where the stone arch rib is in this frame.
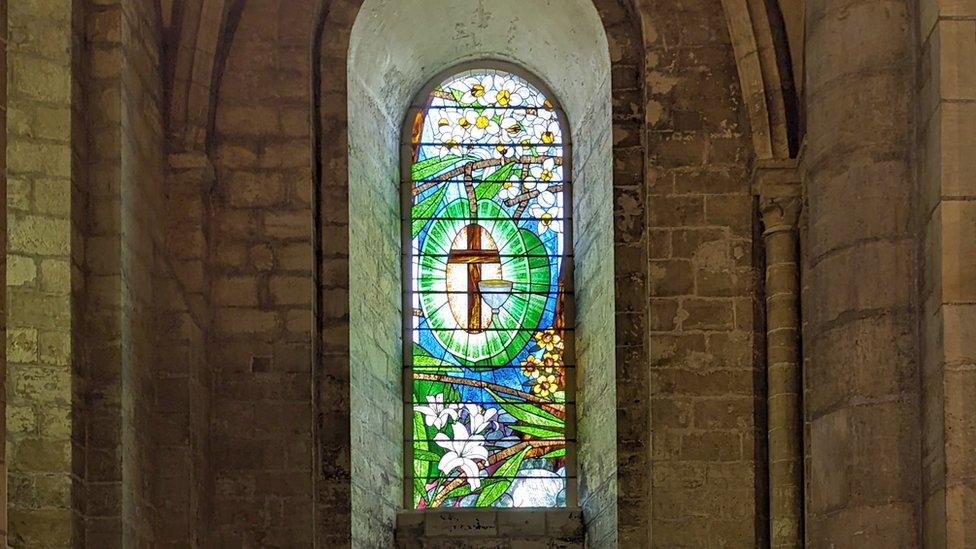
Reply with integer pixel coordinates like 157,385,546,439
166,0,245,155
721,0,800,160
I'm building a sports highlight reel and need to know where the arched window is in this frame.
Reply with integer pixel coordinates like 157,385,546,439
404,65,576,509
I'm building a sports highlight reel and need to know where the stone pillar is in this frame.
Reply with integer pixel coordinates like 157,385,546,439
917,0,976,545
6,0,76,545
755,162,802,548
804,0,919,544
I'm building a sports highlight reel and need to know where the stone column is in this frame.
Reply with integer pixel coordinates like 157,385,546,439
756,162,803,548
804,0,919,544
917,1,976,545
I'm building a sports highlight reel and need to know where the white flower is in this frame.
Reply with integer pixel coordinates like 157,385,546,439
434,111,465,156
416,394,459,430
465,404,498,435
530,199,562,235
487,76,531,108
460,74,495,105
531,120,561,147
434,423,489,491
500,116,526,141
527,158,559,187
463,109,500,141
499,181,522,202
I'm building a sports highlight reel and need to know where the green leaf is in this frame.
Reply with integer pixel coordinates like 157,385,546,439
451,88,464,103
413,412,432,504
412,343,462,373
474,161,518,201
414,448,441,462
412,154,465,181
411,185,448,238
486,389,564,429
508,424,564,439
443,484,472,501
475,446,531,507
539,448,566,459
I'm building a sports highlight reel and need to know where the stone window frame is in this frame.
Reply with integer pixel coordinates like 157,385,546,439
399,60,580,510
312,1,648,544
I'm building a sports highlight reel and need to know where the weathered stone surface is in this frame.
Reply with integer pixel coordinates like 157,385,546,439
7,0,971,547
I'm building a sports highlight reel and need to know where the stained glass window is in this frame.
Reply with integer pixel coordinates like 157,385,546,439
404,67,575,509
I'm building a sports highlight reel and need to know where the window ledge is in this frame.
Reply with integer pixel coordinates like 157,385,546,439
395,508,584,546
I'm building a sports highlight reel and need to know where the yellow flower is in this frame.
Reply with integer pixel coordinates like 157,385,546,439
534,329,564,352
476,115,491,130
541,351,562,371
496,89,512,106
541,131,555,145
532,374,559,398
521,355,542,379
471,83,486,97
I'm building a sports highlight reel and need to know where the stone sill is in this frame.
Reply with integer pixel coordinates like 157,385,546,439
396,508,584,544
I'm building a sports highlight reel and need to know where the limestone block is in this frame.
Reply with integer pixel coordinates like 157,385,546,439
8,214,69,256
7,328,38,363
7,255,37,287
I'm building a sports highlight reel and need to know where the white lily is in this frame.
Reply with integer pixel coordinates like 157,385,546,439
415,394,459,430
465,404,499,435
434,423,489,491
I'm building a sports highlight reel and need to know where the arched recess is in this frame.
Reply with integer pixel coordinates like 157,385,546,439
312,0,647,546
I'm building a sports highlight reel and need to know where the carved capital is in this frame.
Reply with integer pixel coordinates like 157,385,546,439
759,196,801,236
752,158,801,236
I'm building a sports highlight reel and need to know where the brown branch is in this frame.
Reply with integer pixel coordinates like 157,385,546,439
412,156,561,196
464,165,477,216
428,439,564,508
414,373,564,417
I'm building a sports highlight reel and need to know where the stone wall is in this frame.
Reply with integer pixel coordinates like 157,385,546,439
120,0,166,542
918,0,976,544
153,154,214,549
0,0,8,545
209,0,318,544
346,38,402,548
395,509,584,548
6,2,75,545
77,0,170,544
10,0,975,546
636,0,763,545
